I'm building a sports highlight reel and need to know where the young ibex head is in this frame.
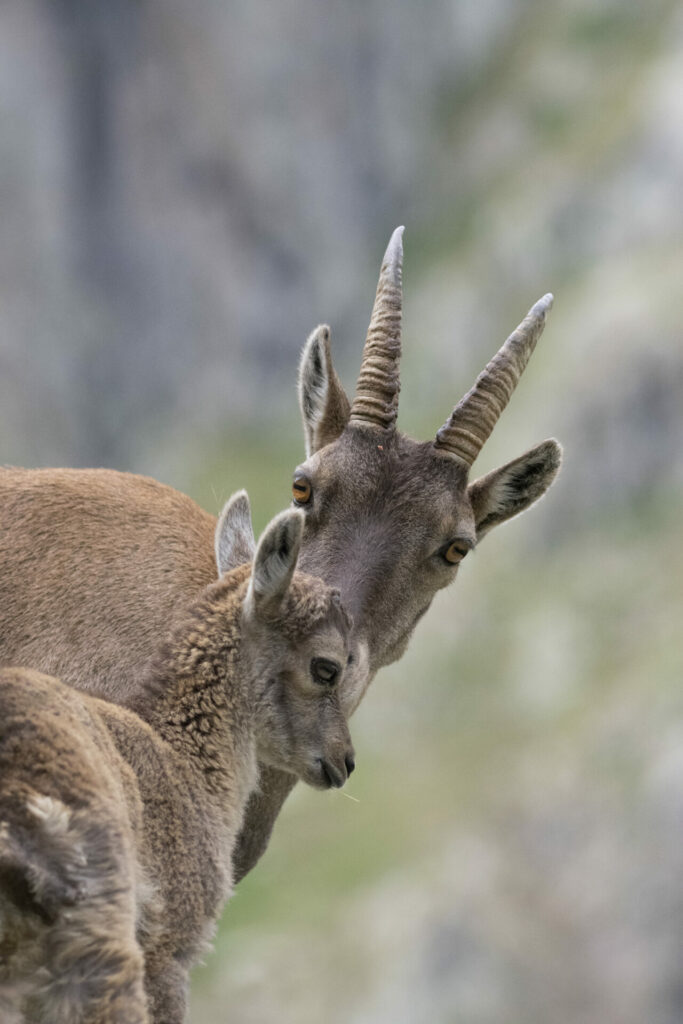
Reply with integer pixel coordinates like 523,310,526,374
296,227,561,682
216,492,355,790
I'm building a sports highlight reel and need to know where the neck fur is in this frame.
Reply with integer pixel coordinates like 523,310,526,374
131,566,256,799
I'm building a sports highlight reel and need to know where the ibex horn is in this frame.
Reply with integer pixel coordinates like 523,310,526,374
434,293,554,466
349,226,404,431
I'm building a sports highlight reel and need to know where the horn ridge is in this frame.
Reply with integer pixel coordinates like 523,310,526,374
434,293,553,466
349,226,405,431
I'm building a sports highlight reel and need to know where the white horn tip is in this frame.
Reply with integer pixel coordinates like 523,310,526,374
531,293,554,317
383,225,405,268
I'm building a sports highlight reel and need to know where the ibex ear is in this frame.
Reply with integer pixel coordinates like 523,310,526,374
248,509,304,612
298,325,350,457
468,439,562,541
215,490,256,576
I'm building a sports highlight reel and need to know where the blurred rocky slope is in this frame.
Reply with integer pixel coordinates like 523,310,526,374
1,2,682,1023
1,0,681,509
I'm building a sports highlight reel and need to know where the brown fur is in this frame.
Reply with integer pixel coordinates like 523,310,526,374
0,467,217,703
0,670,148,1024
0,243,561,883
0,521,353,1023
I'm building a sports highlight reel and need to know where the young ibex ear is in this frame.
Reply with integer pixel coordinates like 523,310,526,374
468,439,562,541
298,325,350,457
248,509,305,612
215,490,256,576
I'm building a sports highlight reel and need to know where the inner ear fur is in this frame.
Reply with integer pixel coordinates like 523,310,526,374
298,325,350,456
468,439,562,540
215,490,256,576
249,509,304,611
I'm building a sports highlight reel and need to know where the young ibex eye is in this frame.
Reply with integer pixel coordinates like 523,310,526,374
310,657,340,686
444,542,469,565
292,476,312,505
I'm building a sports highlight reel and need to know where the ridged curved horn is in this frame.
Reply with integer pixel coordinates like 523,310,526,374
349,226,404,431
434,293,554,466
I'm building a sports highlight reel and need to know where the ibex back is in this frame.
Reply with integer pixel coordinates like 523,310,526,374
0,228,561,881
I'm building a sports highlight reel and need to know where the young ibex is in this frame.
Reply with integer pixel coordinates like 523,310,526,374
0,496,354,1023
0,228,561,882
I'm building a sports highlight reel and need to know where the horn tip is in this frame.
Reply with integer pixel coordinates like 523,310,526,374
383,225,405,269
531,293,554,317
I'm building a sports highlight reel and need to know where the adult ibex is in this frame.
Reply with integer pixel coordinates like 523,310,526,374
0,497,355,1023
0,228,561,881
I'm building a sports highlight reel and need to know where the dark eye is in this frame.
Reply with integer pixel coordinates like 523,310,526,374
443,542,469,565
292,476,312,505
310,657,340,686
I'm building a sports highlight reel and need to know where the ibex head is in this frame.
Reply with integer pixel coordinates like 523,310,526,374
294,228,561,693
217,493,356,790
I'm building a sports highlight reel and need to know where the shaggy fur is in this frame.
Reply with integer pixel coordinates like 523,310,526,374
0,671,148,1024
0,511,353,1023
0,232,561,886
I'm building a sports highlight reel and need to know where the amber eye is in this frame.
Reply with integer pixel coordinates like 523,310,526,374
292,477,312,505
444,542,469,565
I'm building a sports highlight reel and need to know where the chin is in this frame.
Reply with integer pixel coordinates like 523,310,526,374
372,631,412,671
299,766,332,791
256,745,336,790
372,607,430,670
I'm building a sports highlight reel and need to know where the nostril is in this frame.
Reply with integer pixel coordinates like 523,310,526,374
345,754,355,776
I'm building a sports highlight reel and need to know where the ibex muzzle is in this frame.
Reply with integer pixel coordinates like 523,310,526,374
296,227,561,690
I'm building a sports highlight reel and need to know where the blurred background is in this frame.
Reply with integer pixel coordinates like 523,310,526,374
1,0,682,1021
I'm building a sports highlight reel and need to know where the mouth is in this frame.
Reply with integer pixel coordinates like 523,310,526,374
311,757,346,790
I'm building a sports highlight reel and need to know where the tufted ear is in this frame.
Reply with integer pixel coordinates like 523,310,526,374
468,439,562,540
215,490,256,576
248,509,304,613
298,325,350,457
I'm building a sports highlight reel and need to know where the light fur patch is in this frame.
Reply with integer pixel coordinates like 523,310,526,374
26,794,72,838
